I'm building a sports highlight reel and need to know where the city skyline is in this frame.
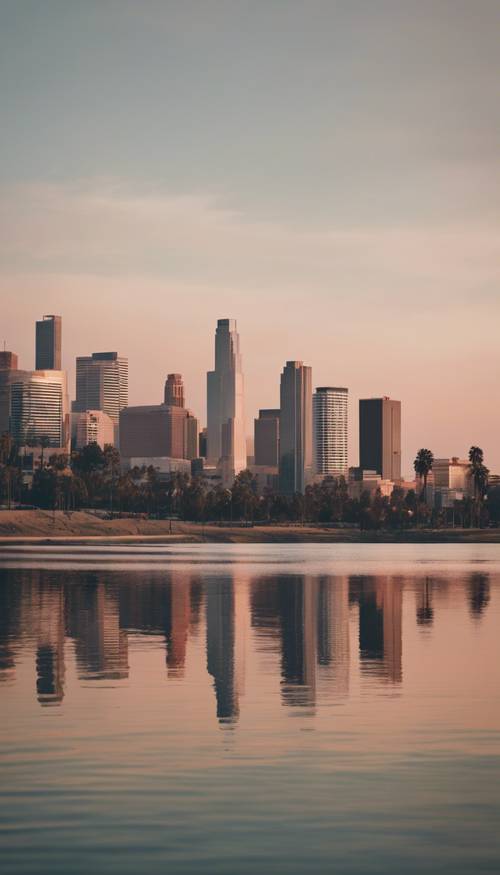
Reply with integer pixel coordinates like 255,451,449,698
1,315,494,484
1,3,499,478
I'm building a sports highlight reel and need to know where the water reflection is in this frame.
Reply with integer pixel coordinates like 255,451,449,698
0,566,493,719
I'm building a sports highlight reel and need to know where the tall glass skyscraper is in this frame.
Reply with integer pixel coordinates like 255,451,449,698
206,319,246,486
359,397,401,481
35,315,62,370
313,387,348,477
279,361,312,495
9,370,70,450
74,352,128,436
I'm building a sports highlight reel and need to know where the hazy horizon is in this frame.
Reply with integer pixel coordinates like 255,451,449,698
1,1,499,477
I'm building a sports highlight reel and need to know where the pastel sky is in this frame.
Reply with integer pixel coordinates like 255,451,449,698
1,0,499,476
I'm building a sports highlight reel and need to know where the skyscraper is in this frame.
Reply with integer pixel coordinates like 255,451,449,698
359,397,401,481
0,340,69,451
279,361,312,495
254,409,280,467
120,404,192,459
0,351,18,371
74,410,115,450
35,315,62,370
9,370,70,451
164,373,184,408
313,387,348,477
73,352,128,441
206,319,246,485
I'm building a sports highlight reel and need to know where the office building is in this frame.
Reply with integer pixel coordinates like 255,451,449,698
9,370,70,451
206,319,246,486
0,337,69,451
74,352,128,441
359,397,401,482
35,315,62,371
279,361,312,495
164,373,185,408
0,351,18,371
74,410,115,450
254,409,280,467
185,413,199,461
120,404,187,459
433,457,471,492
199,427,208,459
0,352,20,435
120,404,199,461
313,387,348,477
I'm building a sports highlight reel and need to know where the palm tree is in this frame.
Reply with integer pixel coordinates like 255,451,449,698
38,434,51,469
414,448,434,503
468,446,489,527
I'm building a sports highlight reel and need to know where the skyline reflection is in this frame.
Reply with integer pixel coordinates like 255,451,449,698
0,566,493,720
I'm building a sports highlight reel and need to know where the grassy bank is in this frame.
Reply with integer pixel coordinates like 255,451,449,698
0,510,499,544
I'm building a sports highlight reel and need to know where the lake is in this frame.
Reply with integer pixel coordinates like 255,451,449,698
1,543,499,874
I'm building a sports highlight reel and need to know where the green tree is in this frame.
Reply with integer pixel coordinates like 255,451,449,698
0,434,23,508
468,446,489,528
38,435,51,469
414,448,434,502
231,469,258,521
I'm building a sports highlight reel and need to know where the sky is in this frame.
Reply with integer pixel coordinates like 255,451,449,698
1,0,499,477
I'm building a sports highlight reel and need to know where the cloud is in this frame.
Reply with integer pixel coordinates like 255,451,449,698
0,181,498,315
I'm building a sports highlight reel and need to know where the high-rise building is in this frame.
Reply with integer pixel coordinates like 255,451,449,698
120,405,189,460
74,410,115,450
206,319,246,486
9,370,70,451
0,351,18,371
120,404,199,461
313,387,348,477
0,340,69,451
199,427,207,459
185,413,199,461
0,352,20,435
74,352,128,440
359,397,401,481
279,361,312,495
35,315,62,371
164,373,184,408
254,409,280,467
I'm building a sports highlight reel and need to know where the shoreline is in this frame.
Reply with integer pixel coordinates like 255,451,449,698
0,510,499,545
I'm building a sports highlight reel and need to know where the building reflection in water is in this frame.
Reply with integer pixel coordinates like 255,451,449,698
349,577,403,683
468,574,490,618
0,567,493,718
416,578,434,627
250,575,350,710
36,581,65,704
66,576,128,681
206,578,240,725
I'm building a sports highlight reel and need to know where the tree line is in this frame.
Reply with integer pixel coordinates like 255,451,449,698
0,434,498,528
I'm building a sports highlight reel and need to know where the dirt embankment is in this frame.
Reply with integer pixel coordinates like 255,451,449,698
0,510,499,544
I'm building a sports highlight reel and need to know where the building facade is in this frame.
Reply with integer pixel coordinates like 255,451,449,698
254,409,280,467
120,404,198,462
206,319,246,486
359,397,401,482
279,361,312,495
9,370,70,451
0,351,18,371
35,315,62,371
74,352,128,442
313,387,348,478
74,410,115,450
164,373,185,408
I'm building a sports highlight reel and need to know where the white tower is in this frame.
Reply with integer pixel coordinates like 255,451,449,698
207,319,246,486
313,387,348,478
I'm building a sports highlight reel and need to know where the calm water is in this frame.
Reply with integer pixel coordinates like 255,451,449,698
1,543,500,874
